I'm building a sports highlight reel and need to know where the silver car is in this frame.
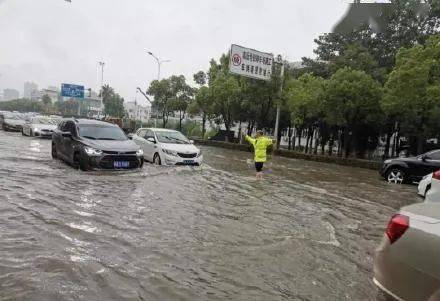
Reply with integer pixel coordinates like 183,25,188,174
374,203,440,300
22,116,61,138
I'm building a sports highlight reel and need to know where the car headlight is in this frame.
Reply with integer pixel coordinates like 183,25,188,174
84,146,103,156
162,148,178,156
136,149,144,156
197,150,203,157
33,128,39,132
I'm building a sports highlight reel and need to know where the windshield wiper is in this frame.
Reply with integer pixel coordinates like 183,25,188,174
82,136,97,140
163,136,188,144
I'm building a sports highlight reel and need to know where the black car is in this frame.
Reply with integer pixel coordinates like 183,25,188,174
52,119,144,170
380,149,440,184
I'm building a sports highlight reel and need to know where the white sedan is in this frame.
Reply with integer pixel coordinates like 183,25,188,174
132,128,203,166
418,173,432,198
22,116,60,138
425,170,440,203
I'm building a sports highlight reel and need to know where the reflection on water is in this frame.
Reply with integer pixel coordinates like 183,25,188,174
0,131,417,301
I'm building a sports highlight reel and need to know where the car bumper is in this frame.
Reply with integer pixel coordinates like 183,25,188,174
162,154,203,166
34,131,54,138
3,123,22,132
417,177,431,197
374,235,440,301
86,154,144,170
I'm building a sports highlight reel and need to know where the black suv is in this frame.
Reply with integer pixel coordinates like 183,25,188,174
380,149,440,184
52,119,144,170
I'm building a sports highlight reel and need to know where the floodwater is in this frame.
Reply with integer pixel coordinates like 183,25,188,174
0,130,417,301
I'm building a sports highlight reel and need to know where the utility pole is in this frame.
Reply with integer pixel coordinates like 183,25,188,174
98,61,105,118
146,51,170,127
273,55,285,150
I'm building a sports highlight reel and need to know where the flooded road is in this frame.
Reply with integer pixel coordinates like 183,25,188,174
0,130,418,301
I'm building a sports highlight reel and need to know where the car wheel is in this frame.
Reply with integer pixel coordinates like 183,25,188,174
73,152,80,169
21,128,26,136
153,153,161,165
51,143,57,159
386,168,405,184
30,129,33,137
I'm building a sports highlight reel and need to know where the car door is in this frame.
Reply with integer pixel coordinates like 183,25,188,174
62,121,77,163
424,150,440,174
54,121,67,159
143,129,157,161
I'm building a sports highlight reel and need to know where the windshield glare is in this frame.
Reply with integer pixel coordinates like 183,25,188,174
32,118,58,125
79,125,127,141
155,131,190,144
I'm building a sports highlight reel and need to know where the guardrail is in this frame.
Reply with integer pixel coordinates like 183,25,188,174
193,138,381,170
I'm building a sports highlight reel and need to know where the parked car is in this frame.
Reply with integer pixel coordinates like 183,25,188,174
380,149,440,184
52,119,144,171
425,170,440,203
131,128,203,166
22,116,61,138
418,172,433,198
374,203,440,301
0,112,27,132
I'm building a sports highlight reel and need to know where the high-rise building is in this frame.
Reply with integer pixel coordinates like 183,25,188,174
3,88,19,101
24,82,38,99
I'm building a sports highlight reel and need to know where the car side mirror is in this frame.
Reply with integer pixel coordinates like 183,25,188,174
421,155,428,162
62,132,72,138
147,137,156,143
127,133,133,140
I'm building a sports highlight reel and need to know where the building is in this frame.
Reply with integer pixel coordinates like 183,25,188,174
3,88,19,101
83,92,102,118
40,88,59,103
124,102,151,123
24,82,38,99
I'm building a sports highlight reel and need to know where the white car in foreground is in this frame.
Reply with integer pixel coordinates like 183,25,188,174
418,173,433,198
132,128,203,166
425,170,440,203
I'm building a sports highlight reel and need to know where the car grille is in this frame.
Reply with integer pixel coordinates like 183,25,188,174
98,155,140,169
178,152,197,158
41,129,53,133
103,150,137,155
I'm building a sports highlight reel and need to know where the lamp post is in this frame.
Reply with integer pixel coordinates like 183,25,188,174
146,51,170,127
98,61,105,118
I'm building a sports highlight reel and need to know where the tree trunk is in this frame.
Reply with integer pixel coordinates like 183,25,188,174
337,130,342,157
314,129,319,155
417,135,424,155
305,129,310,154
384,132,392,159
328,134,334,156
344,129,351,158
202,114,206,139
238,121,242,144
292,128,296,151
288,127,292,150
297,128,302,150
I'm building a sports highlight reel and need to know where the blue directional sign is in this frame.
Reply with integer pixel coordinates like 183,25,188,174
61,83,85,99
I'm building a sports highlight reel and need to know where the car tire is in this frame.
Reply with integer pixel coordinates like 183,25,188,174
78,153,90,171
386,168,405,184
21,128,26,136
51,143,57,159
153,153,161,165
29,129,33,137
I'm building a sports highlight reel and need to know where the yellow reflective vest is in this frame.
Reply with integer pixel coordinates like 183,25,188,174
245,135,273,162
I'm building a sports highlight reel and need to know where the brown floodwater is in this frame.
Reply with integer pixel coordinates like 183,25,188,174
0,130,418,300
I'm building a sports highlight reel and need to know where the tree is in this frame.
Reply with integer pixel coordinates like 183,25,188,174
169,75,193,131
210,72,241,141
383,35,440,154
284,73,326,153
188,86,213,138
99,84,125,118
193,70,207,86
324,67,383,158
42,94,52,106
147,79,173,127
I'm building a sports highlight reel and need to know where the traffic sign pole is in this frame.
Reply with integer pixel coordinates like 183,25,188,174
274,60,284,150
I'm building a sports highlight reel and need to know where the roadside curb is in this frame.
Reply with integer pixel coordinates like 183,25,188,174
193,138,381,170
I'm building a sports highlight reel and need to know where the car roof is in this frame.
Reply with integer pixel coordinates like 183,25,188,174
62,118,116,126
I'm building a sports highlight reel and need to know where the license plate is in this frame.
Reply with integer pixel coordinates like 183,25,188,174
183,160,194,164
114,161,130,168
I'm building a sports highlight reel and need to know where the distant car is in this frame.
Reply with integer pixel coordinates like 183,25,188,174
22,116,60,138
0,112,26,132
418,173,433,198
52,119,144,171
374,203,440,301
425,170,440,203
380,149,440,184
132,128,203,166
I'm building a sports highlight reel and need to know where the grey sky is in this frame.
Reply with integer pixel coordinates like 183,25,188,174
0,0,348,105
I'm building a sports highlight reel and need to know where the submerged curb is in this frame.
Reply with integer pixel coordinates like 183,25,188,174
193,138,381,171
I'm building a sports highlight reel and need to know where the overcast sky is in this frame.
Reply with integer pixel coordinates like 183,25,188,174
0,0,348,105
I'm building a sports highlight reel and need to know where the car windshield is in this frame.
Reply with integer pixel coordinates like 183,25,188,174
78,125,127,141
155,131,190,144
31,117,58,125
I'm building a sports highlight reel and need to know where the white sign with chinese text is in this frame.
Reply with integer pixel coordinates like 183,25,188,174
229,44,273,81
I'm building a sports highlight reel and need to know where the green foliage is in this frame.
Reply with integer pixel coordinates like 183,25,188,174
383,35,440,152
100,85,125,117
0,98,45,113
41,94,52,106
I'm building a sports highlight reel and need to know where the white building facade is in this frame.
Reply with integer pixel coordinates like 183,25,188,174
124,102,151,123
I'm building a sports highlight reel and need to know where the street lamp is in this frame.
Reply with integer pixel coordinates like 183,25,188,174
98,61,105,118
146,51,170,80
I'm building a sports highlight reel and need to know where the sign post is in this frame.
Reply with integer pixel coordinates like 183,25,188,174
229,44,283,148
61,83,85,117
